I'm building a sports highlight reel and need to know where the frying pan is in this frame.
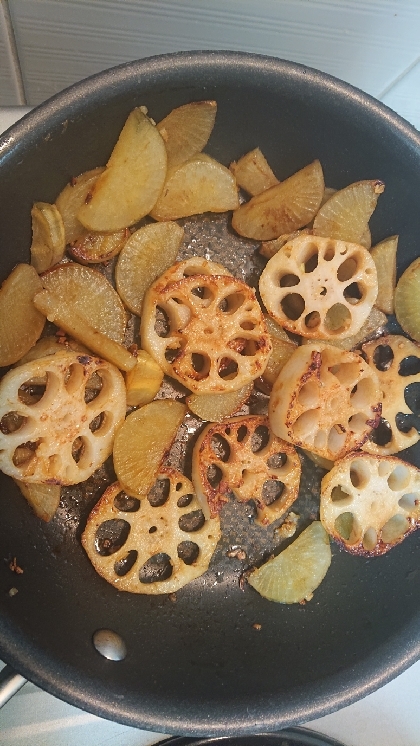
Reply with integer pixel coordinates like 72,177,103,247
1,51,420,737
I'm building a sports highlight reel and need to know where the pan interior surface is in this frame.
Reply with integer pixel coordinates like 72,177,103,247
1,51,420,735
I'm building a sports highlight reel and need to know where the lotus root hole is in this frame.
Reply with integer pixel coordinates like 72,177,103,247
349,458,371,489
325,303,351,333
113,492,140,512
293,410,319,440
280,293,305,321
399,493,420,511
304,252,319,273
337,257,358,282
266,452,287,469
240,320,256,330
18,373,48,405
177,493,194,508
314,429,328,450
348,412,368,434
350,377,376,408
378,460,393,478
139,553,173,584
343,282,364,305
370,418,392,446
298,380,319,408
84,371,103,403
219,292,245,314
236,425,248,442
331,361,362,387
0,411,26,434
64,363,86,396
12,440,39,467
177,540,200,565
335,511,354,541
279,273,300,288
207,464,223,488
178,510,205,532
330,485,353,506
305,311,321,329
95,519,130,556
404,382,420,415
154,305,170,337
387,464,411,491
114,550,138,576
324,244,335,261
148,478,170,507
373,344,394,372
381,514,409,544
89,411,111,435
362,527,377,551
261,479,284,506
191,285,214,302
250,425,270,453
210,434,231,462
327,425,347,456
399,356,420,377
218,358,238,380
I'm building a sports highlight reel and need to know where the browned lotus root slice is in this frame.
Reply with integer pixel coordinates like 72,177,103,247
191,415,301,526
269,344,382,461
362,335,420,455
259,234,378,339
0,351,126,485
320,453,420,556
81,471,221,594
141,273,271,393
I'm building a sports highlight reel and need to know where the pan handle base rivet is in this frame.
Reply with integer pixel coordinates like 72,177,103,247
93,629,127,661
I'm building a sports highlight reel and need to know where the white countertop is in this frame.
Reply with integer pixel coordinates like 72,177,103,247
1,106,420,746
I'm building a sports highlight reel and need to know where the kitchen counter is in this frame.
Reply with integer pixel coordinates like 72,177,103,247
1,106,420,746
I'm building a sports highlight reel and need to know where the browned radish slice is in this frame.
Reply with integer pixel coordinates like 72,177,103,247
370,235,398,315
30,202,65,272
313,179,384,246
55,168,105,244
150,154,239,221
78,108,167,231
40,263,126,343
157,100,217,173
0,264,45,367
231,160,324,241
230,147,279,196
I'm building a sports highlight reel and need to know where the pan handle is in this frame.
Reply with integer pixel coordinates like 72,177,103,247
0,665,27,707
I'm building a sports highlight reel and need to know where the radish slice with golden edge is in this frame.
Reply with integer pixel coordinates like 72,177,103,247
231,160,324,241
125,351,164,407
56,168,105,244
186,382,253,422
113,400,186,498
395,257,420,343
230,147,279,196
157,100,217,173
150,154,239,221
40,263,127,344
30,202,65,273
14,479,61,522
370,235,398,315
78,107,167,232
248,521,331,603
115,222,184,316
313,179,385,247
68,227,130,265
0,264,45,367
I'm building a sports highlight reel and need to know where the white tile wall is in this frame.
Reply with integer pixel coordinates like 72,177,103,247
0,0,419,129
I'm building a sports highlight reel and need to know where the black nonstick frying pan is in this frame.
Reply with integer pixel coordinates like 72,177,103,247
1,51,420,737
